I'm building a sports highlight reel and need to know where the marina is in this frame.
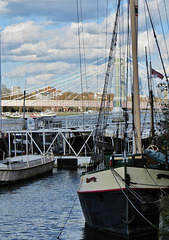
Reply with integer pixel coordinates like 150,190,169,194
0,112,152,163
0,0,168,239
0,168,159,240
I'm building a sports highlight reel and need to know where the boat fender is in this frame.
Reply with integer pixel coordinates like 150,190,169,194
109,156,112,166
125,173,130,184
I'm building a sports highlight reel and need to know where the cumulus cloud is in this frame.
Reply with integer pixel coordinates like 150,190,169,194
0,0,168,92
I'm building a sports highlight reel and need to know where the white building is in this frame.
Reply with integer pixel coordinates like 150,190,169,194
12,86,22,96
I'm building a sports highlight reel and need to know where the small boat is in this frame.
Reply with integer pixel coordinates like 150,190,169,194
6,112,22,119
0,154,55,185
40,109,57,117
0,130,55,185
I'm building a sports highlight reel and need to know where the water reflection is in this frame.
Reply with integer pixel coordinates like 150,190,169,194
82,225,158,240
0,169,160,240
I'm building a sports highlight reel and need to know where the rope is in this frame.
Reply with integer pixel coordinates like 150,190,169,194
144,165,169,196
145,0,168,87
111,168,159,230
112,167,165,205
57,194,78,239
93,0,121,165
105,0,108,71
144,1,151,63
112,168,144,203
141,102,150,137
79,0,89,111
96,0,99,98
163,0,169,30
155,0,169,62
76,0,84,114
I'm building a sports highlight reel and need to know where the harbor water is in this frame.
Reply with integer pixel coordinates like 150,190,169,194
0,168,159,240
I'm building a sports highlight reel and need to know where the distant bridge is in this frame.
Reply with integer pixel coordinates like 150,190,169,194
2,99,104,108
1,99,161,109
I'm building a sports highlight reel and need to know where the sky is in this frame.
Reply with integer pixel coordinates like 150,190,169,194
0,0,168,96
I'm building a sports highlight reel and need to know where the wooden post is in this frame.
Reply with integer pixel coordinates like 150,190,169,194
26,132,29,167
8,133,11,169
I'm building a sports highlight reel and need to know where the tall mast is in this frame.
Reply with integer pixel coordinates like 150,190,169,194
0,32,2,131
145,47,154,140
130,0,142,153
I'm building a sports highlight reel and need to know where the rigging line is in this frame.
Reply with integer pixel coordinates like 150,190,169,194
57,194,78,239
127,56,147,69
121,0,126,111
3,67,106,104
141,102,150,136
93,0,121,165
128,181,169,188
125,0,130,115
1,35,20,89
58,71,106,106
3,59,106,99
96,0,121,127
163,0,169,31
105,0,108,71
28,62,105,95
58,76,102,105
118,7,122,108
145,0,168,87
121,0,124,52
155,0,169,62
69,0,84,111
143,0,151,63
152,93,163,124
143,165,169,196
79,0,89,109
3,61,108,100
111,169,159,230
112,168,143,202
3,55,107,97
96,0,99,100
25,76,100,108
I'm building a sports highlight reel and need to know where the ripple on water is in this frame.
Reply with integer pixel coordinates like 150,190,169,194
0,169,158,240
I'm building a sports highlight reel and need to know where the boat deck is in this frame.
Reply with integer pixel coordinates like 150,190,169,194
0,155,54,170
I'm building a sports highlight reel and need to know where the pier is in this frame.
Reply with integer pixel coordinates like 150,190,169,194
0,113,151,167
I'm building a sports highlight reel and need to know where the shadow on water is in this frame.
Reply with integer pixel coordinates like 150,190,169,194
0,168,160,240
82,225,158,240
0,171,54,193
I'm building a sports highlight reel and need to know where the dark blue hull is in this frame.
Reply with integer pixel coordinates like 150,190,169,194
78,188,161,238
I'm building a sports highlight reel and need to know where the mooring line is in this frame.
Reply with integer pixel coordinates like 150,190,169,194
144,165,169,196
57,194,78,239
111,169,159,230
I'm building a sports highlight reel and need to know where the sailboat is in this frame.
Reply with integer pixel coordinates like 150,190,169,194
77,0,169,238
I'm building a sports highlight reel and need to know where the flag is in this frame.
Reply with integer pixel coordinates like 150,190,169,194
151,68,164,79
